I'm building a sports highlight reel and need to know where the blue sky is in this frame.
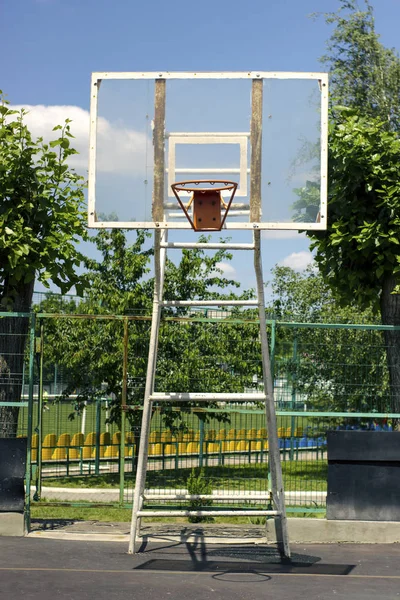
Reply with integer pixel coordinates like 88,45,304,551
2,0,400,295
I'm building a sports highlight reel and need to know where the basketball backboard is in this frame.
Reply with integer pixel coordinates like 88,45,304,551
88,72,328,230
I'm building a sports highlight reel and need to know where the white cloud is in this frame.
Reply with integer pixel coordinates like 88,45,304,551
10,104,149,175
279,251,314,271
262,230,306,240
216,262,236,276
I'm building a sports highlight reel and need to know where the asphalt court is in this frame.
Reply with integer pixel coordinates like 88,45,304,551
0,537,399,600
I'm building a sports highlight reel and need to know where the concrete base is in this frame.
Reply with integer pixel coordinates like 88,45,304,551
267,518,400,544
0,513,25,537
29,517,400,544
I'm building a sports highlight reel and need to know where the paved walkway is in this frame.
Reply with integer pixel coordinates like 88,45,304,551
36,486,327,505
0,536,399,600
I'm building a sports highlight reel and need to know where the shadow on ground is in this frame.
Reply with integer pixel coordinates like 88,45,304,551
135,527,355,576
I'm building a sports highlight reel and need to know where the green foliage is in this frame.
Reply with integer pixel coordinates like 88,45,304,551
317,0,400,130
38,232,258,431
269,266,389,413
0,91,87,309
308,110,400,311
187,468,213,523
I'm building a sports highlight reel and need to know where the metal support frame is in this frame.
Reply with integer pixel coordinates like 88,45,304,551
128,231,290,557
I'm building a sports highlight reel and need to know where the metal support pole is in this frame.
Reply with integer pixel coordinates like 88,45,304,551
253,230,290,558
129,229,167,553
25,312,36,534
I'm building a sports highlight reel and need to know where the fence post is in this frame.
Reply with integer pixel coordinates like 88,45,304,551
199,419,205,468
94,398,101,476
25,312,36,534
289,334,298,461
34,319,44,501
119,317,129,505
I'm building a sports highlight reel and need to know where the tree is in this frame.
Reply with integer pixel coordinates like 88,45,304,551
0,93,87,436
303,2,400,421
318,0,400,129
268,265,389,416
38,230,259,458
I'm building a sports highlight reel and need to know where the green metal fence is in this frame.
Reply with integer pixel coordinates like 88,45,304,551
0,310,399,519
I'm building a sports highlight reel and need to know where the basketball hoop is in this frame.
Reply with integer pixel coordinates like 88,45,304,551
171,180,238,231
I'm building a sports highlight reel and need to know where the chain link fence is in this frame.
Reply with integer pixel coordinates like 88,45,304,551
1,311,399,519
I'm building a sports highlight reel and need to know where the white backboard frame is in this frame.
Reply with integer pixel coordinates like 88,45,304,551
88,71,328,230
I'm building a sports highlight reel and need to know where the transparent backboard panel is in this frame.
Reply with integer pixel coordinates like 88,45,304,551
89,73,327,229
94,79,155,223
262,78,323,224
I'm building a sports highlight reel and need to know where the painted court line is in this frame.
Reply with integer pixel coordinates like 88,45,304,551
0,567,399,580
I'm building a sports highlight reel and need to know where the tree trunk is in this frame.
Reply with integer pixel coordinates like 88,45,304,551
380,274,400,430
0,281,35,438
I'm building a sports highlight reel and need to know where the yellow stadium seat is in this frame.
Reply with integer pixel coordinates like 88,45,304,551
216,429,226,440
286,427,293,437
149,432,160,443
207,443,219,453
228,441,236,452
187,442,200,454
164,444,175,455
57,433,71,447
246,428,257,440
221,442,229,452
294,427,303,437
150,443,162,455
69,433,84,459
43,433,57,448
32,434,39,448
263,440,269,450
104,445,119,458
41,448,53,460
84,432,96,446
32,449,38,462
112,431,121,445
183,433,193,442
173,432,184,442
71,433,84,446
257,428,267,439
236,440,249,452
277,427,286,438
178,442,187,454
82,446,93,459
194,432,200,441
205,429,216,441
161,432,172,443
237,429,246,438
227,429,236,440
52,448,66,460
100,432,111,446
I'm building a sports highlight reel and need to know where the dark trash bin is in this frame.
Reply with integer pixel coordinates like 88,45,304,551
327,430,400,521
0,438,27,512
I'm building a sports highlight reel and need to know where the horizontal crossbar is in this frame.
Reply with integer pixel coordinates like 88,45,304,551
137,510,279,517
143,494,271,501
150,392,267,402
161,300,258,307
160,242,255,250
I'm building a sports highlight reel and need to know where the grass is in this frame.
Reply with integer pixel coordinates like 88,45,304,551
43,460,328,492
31,504,325,523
